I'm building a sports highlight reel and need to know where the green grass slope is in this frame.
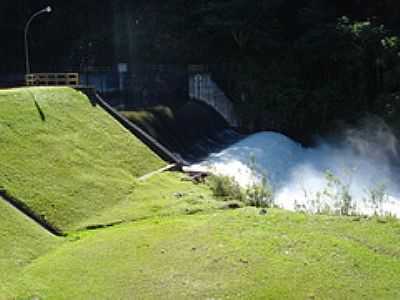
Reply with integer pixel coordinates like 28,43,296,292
3,87,400,300
0,198,61,297
77,172,224,230
8,209,400,299
0,87,165,232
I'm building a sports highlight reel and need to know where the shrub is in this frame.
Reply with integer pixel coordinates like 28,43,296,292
245,176,274,208
364,183,388,216
207,173,274,208
323,170,354,216
245,155,274,208
207,175,245,201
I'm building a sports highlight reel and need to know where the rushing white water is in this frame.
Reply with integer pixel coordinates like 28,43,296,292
187,122,400,217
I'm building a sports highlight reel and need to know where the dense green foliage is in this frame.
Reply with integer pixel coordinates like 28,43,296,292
0,87,164,232
212,2,400,140
3,1,400,138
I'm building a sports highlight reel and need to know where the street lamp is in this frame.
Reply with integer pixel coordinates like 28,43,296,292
24,6,52,75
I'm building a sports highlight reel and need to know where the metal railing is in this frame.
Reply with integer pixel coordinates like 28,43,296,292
25,73,80,87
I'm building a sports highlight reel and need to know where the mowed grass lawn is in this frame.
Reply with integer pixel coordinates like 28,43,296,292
0,87,165,233
2,87,400,299
77,172,224,230
7,208,400,299
0,198,61,298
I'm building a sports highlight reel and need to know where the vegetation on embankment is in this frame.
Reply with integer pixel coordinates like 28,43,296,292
2,87,400,299
0,87,165,233
75,172,226,230
7,206,400,299
0,198,61,297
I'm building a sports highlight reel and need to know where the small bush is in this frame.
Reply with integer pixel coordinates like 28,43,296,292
245,177,274,208
207,174,274,208
207,175,245,201
323,170,354,216
245,154,275,208
364,183,388,216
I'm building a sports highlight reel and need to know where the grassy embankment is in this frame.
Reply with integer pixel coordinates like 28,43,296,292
0,87,165,233
1,87,400,299
8,208,400,299
0,198,61,297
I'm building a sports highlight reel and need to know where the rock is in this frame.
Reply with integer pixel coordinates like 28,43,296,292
173,192,185,198
259,208,268,215
221,201,242,210
239,258,249,264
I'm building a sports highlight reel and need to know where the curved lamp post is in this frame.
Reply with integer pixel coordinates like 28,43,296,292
24,6,52,75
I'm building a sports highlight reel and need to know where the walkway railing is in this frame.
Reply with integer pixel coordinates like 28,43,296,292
25,73,80,87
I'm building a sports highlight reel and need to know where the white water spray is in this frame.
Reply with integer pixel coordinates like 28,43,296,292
188,118,400,217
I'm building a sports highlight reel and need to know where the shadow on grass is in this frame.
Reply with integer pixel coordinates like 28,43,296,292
33,99,46,121
27,90,46,121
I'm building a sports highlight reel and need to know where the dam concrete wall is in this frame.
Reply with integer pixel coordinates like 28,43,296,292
189,70,238,128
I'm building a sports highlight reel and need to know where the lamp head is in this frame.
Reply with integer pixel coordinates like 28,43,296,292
44,6,52,13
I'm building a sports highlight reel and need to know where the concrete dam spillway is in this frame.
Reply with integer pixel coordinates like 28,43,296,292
121,94,400,217
121,100,243,163
108,69,400,218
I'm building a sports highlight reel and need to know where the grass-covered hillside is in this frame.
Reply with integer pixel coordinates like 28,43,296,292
2,87,400,299
0,198,61,297
7,208,400,300
77,172,224,230
0,87,165,232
